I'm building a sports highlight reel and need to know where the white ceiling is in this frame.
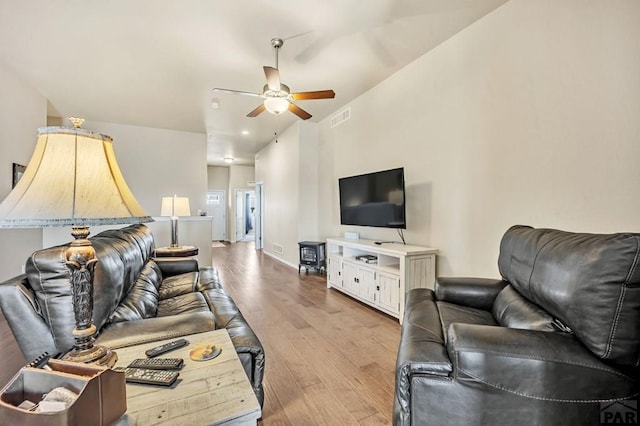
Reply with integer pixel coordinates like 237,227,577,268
0,0,508,166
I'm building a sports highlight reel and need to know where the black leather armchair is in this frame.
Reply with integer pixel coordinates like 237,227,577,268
394,225,640,425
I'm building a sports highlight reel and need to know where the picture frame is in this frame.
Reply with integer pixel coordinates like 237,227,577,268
12,163,26,188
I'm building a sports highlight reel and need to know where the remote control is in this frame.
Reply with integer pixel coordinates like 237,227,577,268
145,338,188,357
118,367,179,386
128,358,184,370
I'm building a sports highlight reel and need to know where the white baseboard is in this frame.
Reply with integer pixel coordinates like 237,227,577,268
263,250,298,270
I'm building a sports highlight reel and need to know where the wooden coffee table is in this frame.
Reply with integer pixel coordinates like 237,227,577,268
113,329,261,425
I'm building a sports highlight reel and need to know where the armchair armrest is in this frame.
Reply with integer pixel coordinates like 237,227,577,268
154,257,199,277
395,289,453,426
435,277,507,310
447,323,638,401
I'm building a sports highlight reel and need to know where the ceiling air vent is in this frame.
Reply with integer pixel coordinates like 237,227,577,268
330,107,351,128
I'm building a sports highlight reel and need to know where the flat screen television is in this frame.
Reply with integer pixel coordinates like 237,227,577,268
339,167,406,229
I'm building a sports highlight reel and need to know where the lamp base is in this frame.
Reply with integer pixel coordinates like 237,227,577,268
62,344,118,367
63,226,118,368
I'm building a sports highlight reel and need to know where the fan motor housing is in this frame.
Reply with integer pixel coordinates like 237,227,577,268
263,83,290,98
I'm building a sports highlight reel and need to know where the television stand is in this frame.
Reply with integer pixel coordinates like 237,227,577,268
326,237,438,323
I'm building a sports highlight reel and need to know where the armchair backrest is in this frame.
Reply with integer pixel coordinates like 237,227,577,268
498,225,640,366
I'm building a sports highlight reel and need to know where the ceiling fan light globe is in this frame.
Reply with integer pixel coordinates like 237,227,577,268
264,97,289,114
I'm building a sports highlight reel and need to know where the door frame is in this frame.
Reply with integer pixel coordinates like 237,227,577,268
255,182,264,250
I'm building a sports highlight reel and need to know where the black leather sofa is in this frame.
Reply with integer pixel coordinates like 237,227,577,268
0,224,265,405
394,225,639,425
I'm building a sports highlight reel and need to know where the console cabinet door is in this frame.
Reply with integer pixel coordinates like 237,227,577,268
378,271,400,314
328,255,343,289
357,265,376,304
342,261,358,295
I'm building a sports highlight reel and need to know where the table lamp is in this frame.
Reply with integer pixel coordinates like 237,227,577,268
0,118,152,367
160,195,190,247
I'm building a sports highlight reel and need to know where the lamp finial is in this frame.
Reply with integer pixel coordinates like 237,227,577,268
68,117,85,129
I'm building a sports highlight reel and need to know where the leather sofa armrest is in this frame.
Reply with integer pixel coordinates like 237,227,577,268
435,277,507,310
154,258,199,277
0,277,58,360
447,323,638,401
202,289,265,406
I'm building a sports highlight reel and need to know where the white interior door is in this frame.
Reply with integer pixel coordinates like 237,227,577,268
207,190,226,241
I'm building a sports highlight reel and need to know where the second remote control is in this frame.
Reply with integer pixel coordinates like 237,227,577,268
128,358,184,370
120,368,179,386
145,339,188,357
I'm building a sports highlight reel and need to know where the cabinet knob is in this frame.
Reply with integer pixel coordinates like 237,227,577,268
376,286,380,291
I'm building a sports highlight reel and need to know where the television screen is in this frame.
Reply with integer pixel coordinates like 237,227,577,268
339,167,406,229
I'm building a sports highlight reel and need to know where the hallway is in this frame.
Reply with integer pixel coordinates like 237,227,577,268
210,241,401,425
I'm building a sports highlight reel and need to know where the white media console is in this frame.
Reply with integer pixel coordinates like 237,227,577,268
326,237,438,323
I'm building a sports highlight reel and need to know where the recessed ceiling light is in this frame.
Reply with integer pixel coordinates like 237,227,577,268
241,130,249,135
224,157,233,164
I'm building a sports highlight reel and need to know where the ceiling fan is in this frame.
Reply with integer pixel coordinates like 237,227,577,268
213,38,335,120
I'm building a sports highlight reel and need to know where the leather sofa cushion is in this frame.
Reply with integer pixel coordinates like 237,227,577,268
447,323,638,401
109,261,162,323
492,285,556,332
158,269,222,300
498,225,640,365
157,292,210,317
159,272,200,299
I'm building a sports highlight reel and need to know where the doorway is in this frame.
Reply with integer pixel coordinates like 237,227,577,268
235,190,255,242
207,190,226,241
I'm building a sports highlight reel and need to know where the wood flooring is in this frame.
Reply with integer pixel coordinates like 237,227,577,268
210,241,401,425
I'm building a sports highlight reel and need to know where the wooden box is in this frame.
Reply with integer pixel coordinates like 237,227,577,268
0,359,126,425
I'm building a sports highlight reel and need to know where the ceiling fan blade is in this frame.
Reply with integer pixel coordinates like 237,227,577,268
247,103,266,118
263,66,281,92
291,90,336,101
213,88,262,97
289,103,312,120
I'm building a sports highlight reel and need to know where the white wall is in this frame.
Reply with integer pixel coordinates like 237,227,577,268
260,0,640,278
84,120,208,217
298,123,319,242
255,124,300,265
207,166,229,191
0,111,210,278
255,122,320,267
228,165,255,242
0,62,46,280
43,217,214,267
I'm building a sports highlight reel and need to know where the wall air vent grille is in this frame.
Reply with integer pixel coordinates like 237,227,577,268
330,107,351,128
272,243,284,255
